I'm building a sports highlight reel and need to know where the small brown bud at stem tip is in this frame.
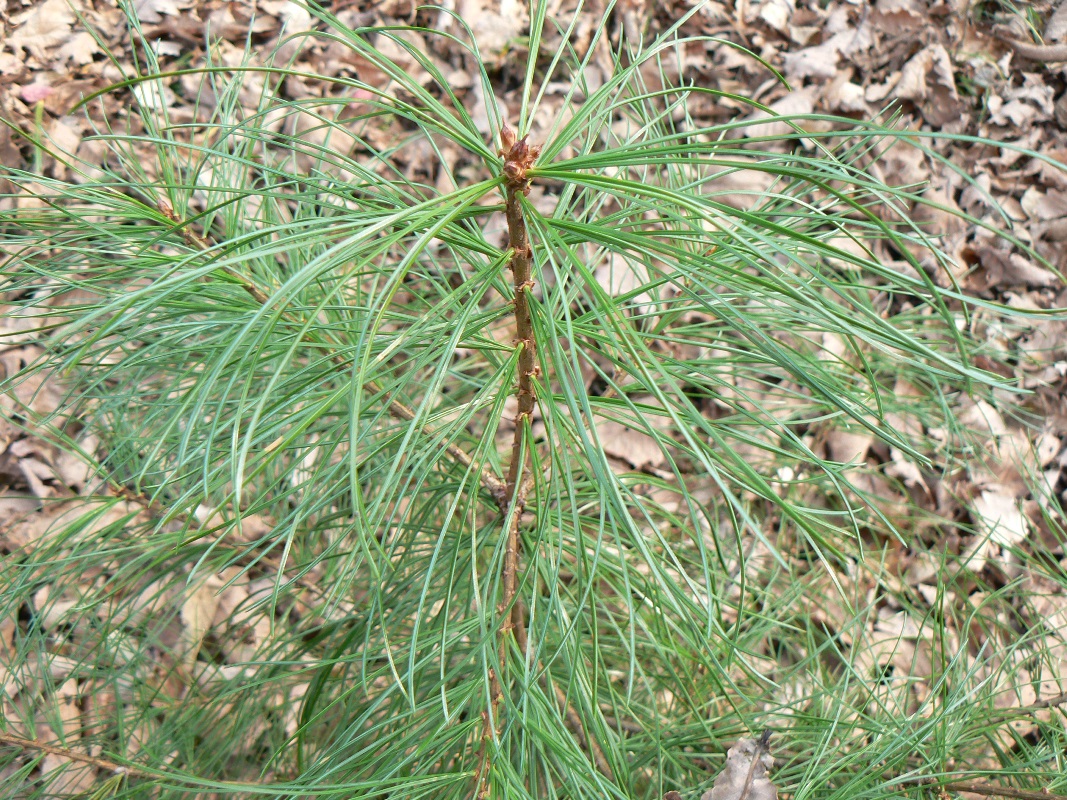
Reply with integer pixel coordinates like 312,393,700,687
500,124,516,152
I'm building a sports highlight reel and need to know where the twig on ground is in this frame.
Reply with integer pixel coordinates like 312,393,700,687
993,27,1067,62
939,781,1067,800
737,730,773,800
1023,692,1067,713
980,691,1067,729
0,730,265,789
0,730,155,781
601,712,645,735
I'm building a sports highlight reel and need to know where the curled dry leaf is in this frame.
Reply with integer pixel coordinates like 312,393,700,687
178,570,238,673
596,418,669,470
893,43,960,127
703,733,777,800
740,88,817,140
666,733,777,800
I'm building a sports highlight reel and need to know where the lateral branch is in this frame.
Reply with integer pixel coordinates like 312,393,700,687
155,199,509,508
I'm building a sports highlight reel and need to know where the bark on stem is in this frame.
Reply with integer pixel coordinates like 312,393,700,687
494,125,542,674
476,127,545,798
500,178,535,653
503,180,537,501
481,128,613,788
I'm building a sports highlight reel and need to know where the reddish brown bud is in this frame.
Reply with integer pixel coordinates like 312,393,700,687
500,124,516,152
500,126,540,189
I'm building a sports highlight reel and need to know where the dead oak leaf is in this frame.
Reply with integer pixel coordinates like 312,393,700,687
704,734,777,800
1021,186,1067,221
134,0,196,24
782,37,841,81
457,0,528,67
7,0,76,60
1048,0,1067,42
827,429,873,466
739,87,817,139
179,571,237,673
41,679,97,796
894,44,960,127
872,0,925,30
597,419,667,470
56,31,102,66
972,487,1029,549
2,499,137,554
757,0,794,35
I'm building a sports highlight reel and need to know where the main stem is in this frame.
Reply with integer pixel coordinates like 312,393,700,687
476,127,543,800
499,179,536,653
477,126,612,795
503,182,536,499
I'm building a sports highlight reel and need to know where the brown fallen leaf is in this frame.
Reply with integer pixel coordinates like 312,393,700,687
41,678,97,796
893,43,960,127
1048,0,1067,42
6,0,76,60
703,732,777,800
596,419,668,470
667,733,778,800
456,0,528,68
178,571,234,674
739,88,817,140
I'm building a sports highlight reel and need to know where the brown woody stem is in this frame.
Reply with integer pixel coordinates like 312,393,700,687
503,180,537,501
477,126,544,797
992,27,1067,62
497,134,542,663
983,691,1067,727
479,126,613,789
487,159,538,764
